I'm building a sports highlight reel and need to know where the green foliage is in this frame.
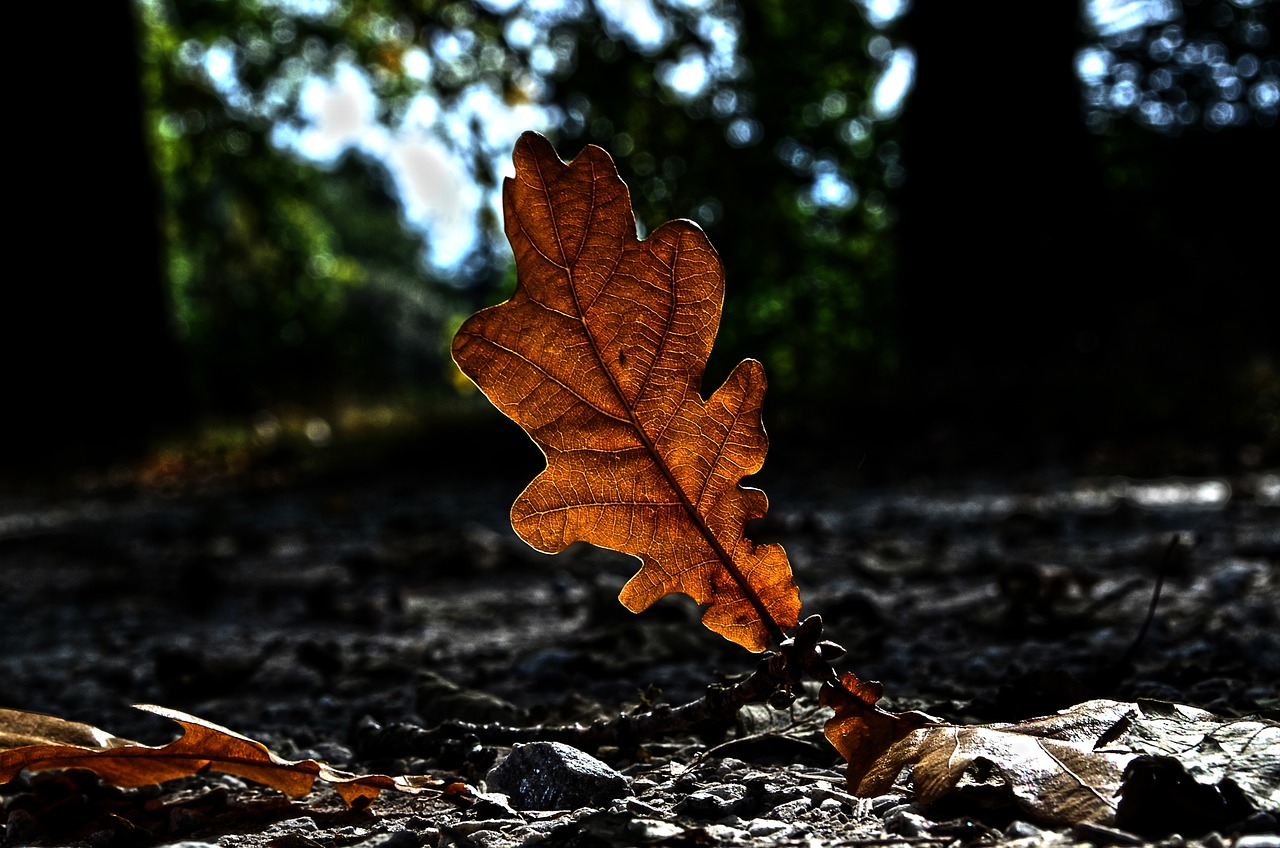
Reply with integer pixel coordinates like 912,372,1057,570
134,0,905,412
137,0,483,411
550,0,902,396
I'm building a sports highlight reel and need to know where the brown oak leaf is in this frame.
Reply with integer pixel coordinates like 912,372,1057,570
828,696,1279,827
820,672,932,792
0,705,442,807
452,131,800,651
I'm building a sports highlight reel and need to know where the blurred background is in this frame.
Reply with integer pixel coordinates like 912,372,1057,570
8,0,1279,481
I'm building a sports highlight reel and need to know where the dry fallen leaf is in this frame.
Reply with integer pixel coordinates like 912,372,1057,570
452,131,800,652
828,696,1280,827
1098,699,1280,815
820,672,932,792
0,705,442,807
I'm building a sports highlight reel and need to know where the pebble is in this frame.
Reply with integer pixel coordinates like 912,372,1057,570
818,797,849,814
701,823,750,842
769,797,813,822
623,819,684,841
1005,820,1045,839
625,798,670,818
747,819,789,837
883,805,932,837
486,741,631,810
470,791,520,820
869,793,912,814
674,783,749,818
1236,838,1280,848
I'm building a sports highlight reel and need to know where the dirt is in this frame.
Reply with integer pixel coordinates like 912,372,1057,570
2,436,1277,847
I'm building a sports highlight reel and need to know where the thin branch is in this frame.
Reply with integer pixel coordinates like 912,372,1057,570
357,653,792,759
1120,533,1180,666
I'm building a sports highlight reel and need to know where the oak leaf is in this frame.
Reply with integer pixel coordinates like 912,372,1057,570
1099,699,1280,816
0,705,442,807
452,131,800,652
826,694,1280,827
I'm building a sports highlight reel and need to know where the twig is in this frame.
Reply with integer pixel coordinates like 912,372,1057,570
358,615,848,761
1120,533,1180,667
357,652,792,759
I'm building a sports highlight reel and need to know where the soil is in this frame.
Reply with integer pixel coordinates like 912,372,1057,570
2,426,1278,848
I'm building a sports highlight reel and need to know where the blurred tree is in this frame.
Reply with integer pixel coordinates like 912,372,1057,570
136,0,480,412
20,0,1268,475
5,0,188,472
894,0,1279,462
547,0,900,399
131,0,902,412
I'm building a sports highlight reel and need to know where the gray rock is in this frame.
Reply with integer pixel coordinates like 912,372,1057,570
1235,838,1280,848
701,823,750,842
769,797,813,823
674,783,750,818
747,819,789,837
883,805,932,837
485,741,631,810
1005,821,1045,839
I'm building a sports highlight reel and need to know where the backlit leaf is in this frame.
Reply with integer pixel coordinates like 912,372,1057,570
452,132,800,652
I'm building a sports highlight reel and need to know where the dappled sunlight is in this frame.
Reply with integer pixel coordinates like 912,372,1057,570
1078,0,1278,132
385,138,481,269
155,0,917,306
1117,477,1232,509
871,47,915,119
276,62,378,162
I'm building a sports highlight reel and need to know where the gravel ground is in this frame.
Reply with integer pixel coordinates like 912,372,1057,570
2,445,1277,848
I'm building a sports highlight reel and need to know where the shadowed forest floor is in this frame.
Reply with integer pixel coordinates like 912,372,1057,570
2,426,1277,847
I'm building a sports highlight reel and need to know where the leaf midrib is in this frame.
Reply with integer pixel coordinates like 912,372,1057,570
534,151,786,647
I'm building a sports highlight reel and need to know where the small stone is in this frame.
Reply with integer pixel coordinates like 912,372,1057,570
760,784,808,808
747,819,789,837
1005,821,1044,839
769,797,813,823
623,819,684,841
626,798,670,818
1235,838,1280,848
469,791,520,820
884,806,932,837
675,783,750,818
486,741,630,810
818,797,849,814
701,823,749,842
869,793,911,814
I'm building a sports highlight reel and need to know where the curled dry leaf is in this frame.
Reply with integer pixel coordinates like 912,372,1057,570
0,705,443,808
829,696,1280,827
452,131,800,652
820,672,932,791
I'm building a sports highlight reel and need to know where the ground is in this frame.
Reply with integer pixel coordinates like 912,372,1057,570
2,424,1277,847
